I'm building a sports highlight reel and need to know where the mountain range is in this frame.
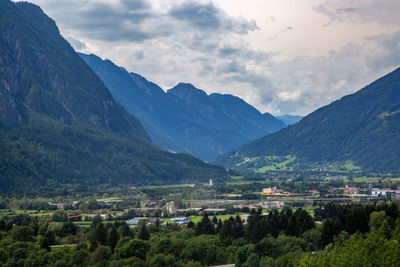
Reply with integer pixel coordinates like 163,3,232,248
79,53,285,161
0,0,227,192
215,67,400,174
276,115,303,125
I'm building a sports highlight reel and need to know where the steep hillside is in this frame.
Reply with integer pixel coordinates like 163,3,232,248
215,68,400,173
80,53,285,161
0,0,227,192
276,115,303,125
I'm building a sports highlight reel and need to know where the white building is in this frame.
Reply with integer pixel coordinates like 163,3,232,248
170,217,191,225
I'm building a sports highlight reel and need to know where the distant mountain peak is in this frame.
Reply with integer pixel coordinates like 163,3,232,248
167,82,208,100
276,114,303,125
81,53,286,161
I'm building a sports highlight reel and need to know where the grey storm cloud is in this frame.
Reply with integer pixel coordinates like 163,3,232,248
36,0,154,42
34,0,258,43
121,0,150,10
169,1,258,34
170,2,221,29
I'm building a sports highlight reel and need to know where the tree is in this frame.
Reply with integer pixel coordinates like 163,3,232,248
59,221,78,237
118,224,132,237
187,221,195,229
245,209,266,243
235,244,254,267
195,212,215,235
51,210,68,222
90,245,111,264
137,221,150,240
212,216,218,224
181,235,225,266
71,249,90,266
369,211,386,229
0,219,6,231
150,254,180,267
91,215,102,228
244,252,260,267
288,209,315,236
39,230,56,251
10,225,34,242
108,227,119,252
233,215,244,238
114,239,150,260
89,223,107,250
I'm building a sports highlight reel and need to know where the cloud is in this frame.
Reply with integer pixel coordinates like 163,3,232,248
260,29,400,115
121,0,149,10
32,0,258,44
169,1,258,34
24,0,400,116
315,0,400,26
32,0,154,42
65,36,87,50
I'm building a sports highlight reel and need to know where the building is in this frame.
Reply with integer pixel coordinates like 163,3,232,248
261,187,292,196
162,201,177,215
48,201,78,209
343,188,359,196
261,201,284,209
170,217,191,225
209,177,213,186
126,217,162,227
262,187,278,194
371,188,396,198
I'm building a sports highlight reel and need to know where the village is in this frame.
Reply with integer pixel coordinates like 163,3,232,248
32,177,400,229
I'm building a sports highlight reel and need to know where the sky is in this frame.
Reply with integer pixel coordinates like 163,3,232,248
21,0,400,116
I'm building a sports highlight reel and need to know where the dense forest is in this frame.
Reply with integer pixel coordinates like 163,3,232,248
1,202,400,266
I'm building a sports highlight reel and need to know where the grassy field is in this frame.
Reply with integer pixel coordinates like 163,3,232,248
226,180,268,185
72,221,116,228
188,214,244,223
73,221,92,228
350,177,380,183
330,162,362,173
0,209,47,215
256,155,296,173
231,176,244,180
139,183,197,189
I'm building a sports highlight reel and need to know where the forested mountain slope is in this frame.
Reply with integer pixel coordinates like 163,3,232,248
0,0,226,192
215,67,400,173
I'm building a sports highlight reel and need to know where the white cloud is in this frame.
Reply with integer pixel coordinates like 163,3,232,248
21,0,400,116
315,0,400,26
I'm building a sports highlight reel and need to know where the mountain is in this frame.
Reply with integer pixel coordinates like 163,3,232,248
276,114,303,125
80,53,285,161
0,0,226,192
215,68,400,174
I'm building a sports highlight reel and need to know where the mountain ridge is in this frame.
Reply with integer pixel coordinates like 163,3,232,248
214,67,400,173
0,0,227,192
80,53,285,161
276,114,303,125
